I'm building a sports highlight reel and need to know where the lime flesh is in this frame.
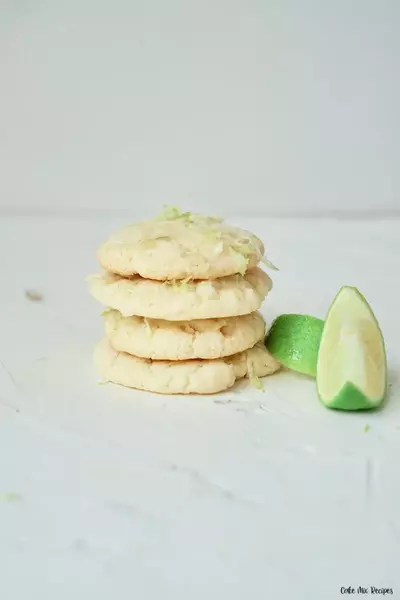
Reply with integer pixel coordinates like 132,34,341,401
317,286,387,411
266,314,324,376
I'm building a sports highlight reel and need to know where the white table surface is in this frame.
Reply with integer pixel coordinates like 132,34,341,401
1,214,399,600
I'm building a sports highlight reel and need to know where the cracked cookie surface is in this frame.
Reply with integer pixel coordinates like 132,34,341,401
88,267,272,320
97,212,264,280
94,338,281,395
103,310,266,360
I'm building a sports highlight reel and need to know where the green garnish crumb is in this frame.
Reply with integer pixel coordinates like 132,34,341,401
230,249,249,276
156,205,191,221
163,278,195,292
156,205,222,225
261,256,279,271
364,424,371,433
25,290,44,302
247,358,264,391
0,492,21,502
143,317,153,338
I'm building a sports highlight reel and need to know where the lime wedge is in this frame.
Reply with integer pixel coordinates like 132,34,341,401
265,314,324,376
317,286,387,411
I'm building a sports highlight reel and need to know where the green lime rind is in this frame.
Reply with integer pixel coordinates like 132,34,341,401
316,286,387,412
320,381,384,411
265,314,324,377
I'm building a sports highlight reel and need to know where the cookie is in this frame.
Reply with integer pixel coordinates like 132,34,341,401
94,338,281,395
103,309,266,360
227,341,282,380
97,210,264,280
88,267,272,320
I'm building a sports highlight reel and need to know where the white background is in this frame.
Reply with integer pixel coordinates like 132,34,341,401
1,0,399,216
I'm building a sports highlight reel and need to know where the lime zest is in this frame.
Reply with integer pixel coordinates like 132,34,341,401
246,356,264,391
230,248,249,276
234,239,253,251
156,205,223,226
179,277,195,292
156,205,191,221
261,256,279,271
364,424,371,433
140,235,172,249
163,279,179,289
228,238,263,275
0,492,21,502
203,229,221,241
143,317,153,337
163,277,195,292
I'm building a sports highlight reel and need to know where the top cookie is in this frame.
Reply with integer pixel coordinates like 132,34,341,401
97,208,264,280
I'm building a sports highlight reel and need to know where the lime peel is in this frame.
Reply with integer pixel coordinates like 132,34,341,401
0,493,21,502
266,314,324,377
261,256,279,271
246,356,264,391
230,249,249,276
143,317,153,338
156,205,222,225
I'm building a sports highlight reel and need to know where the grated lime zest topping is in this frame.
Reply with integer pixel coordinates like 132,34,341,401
156,205,189,221
143,318,153,337
246,356,264,391
0,493,21,502
179,276,195,292
261,256,279,271
156,205,198,223
156,205,223,225
140,236,172,249
232,240,255,256
203,228,222,241
163,279,180,291
230,249,249,276
163,277,195,292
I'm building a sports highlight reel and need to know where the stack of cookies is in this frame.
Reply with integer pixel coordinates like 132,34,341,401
88,209,280,394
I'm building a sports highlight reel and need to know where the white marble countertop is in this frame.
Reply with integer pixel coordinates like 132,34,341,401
1,214,399,600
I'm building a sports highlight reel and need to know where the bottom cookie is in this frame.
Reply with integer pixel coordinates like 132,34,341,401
94,338,281,395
